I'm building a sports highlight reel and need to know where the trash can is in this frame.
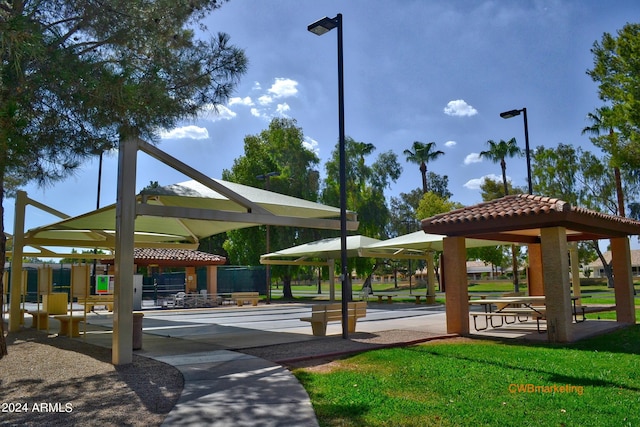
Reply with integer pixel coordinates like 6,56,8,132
132,311,144,350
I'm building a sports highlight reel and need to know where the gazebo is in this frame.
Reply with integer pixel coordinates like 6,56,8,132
102,248,227,294
421,194,640,342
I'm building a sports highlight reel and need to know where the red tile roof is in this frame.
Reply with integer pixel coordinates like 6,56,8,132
421,194,640,243
103,248,226,266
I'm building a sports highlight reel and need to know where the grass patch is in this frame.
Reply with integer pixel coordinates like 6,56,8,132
294,326,640,426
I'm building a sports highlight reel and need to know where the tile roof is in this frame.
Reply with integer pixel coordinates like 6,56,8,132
421,194,640,243
103,248,226,266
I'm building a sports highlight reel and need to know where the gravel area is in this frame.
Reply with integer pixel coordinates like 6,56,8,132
1,326,183,427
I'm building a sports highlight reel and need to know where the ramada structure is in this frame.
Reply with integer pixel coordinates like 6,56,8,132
7,137,358,365
422,194,640,343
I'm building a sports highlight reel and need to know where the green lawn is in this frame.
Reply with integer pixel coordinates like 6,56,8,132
294,326,640,427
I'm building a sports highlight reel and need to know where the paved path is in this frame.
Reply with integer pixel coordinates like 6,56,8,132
76,302,450,426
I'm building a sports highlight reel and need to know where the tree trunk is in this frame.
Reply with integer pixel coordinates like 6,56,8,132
501,159,508,196
282,275,294,299
0,172,7,358
614,166,625,217
592,241,614,288
420,162,428,194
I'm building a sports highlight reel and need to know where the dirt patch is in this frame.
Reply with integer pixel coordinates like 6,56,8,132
1,326,183,427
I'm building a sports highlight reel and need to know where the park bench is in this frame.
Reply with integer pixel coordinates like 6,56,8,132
375,293,397,304
300,301,367,336
52,315,83,337
232,292,260,307
28,310,49,330
78,295,114,313
414,294,437,304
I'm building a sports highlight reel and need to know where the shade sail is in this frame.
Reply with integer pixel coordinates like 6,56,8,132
21,179,358,251
359,231,512,259
260,235,381,265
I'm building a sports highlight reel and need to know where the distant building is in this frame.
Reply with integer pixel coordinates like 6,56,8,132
585,250,640,278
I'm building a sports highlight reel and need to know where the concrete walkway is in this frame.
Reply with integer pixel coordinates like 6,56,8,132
72,302,451,426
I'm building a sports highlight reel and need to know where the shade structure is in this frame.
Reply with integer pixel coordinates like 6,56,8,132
19,179,359,253
359,231,510,260
261,235,381,265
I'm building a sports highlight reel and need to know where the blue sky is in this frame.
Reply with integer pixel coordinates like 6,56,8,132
6,0,640,236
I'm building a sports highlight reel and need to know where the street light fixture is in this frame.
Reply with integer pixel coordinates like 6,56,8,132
500,107,532,195
308,13,350,339
257,171,280,304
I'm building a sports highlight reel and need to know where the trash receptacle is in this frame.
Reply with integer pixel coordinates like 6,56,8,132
133,311,144,350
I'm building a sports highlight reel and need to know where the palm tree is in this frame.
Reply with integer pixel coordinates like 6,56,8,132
479,138,523,293
479,138,522,196
403,141,444,193
582,107,625,217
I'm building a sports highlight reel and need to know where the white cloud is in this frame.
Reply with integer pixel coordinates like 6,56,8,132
464,152,482,165
445,140,457,147
258,94,273,105
463,174,508,190
303,136,320,155
229,77,300,121
268,77,299,98
160,125,209,140
229,96,254,106
444,99,478,117
276,103,291,116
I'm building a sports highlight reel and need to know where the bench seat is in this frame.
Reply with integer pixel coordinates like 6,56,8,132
375,294,397,304
300,302,367,336
52,315,83,337
28,310,49,330
232,292,260,307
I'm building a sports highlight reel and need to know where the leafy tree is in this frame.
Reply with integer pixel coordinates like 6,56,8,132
0,1,247,357
416,192,462,220
531,144,640,287
587,23,640,158
222,118,321,298
403,141,444,194
388,188,424,237
582,106,630,216
479,138,523,196
322,136,401,278
480,177,525,201
426,172,453,200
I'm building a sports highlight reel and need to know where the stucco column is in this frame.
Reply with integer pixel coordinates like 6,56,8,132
610,237,636,324
540,227,572,343
185,266,196,292
527,243,544,296
569,243,582,305
207,265,218,295
443,236,469,335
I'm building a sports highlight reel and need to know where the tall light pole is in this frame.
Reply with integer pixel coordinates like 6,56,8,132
92,149,104,293
500,107,532,195
257,171,280,304
308,13,350,339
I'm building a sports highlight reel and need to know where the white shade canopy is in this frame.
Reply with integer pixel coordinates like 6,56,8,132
17,179,359,254
261,235,381,266
359,231,512,260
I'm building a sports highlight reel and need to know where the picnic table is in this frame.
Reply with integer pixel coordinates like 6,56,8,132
468,295,585,332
